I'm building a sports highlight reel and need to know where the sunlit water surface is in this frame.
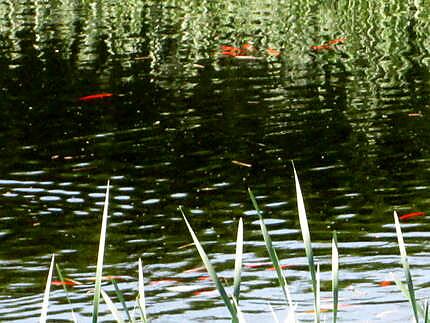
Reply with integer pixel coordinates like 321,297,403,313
1,1,430,322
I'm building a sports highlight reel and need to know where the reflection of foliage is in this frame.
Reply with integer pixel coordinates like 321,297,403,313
0,1,428,81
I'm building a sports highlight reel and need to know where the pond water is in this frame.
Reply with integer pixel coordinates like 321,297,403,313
1,1,430,322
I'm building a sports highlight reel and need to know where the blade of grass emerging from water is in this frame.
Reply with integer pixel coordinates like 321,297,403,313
55,264,78,323
179,206,238,322
233,217,244,303
92,181,110,323
248,188,293,308
112,279,134,323
425,300,429,323
40,254,55,323
331,231,339,323
101,288,124,323
393,210,419,322
138,258,147,322
292,163,319,322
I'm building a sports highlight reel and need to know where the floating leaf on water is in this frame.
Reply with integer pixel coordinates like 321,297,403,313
178,242,195,249
408,113,423,117
232,160,252,168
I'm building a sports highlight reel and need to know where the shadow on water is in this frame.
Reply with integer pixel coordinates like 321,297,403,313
1,0,430,321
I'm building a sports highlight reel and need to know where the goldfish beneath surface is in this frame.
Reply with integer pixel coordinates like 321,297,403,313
311,37,347,51
399,211,426,220
378,280,394,287
220,43,280,58
78,93,113,101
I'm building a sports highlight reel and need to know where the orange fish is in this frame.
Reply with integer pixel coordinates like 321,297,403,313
192,288,217,296
79,93,113,101
327,37,347,45
399,212,425,221
266,48,281,57
267,264,290,271
378,280,394,287
51,280,78,286
311,44,333,51
244,262,272,269
220,45,242,57
150,279,179,286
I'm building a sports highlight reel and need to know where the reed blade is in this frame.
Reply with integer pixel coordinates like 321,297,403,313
331,231,339,323
138,258,147,322
92,181,110,323
179,206,238,321
101,288,124,323
40,254,55,323
393,211,419,322
267,302,280,323
233,217,244,303
425,299,429,323
292,163,318,322
316,263,321,321
55,264,78,323
248,188,293,308
112,279,134,323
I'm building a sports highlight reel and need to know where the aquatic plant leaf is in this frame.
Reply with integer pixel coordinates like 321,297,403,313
55,264,78,323
393,211,419,322
40,254,55,323
112,279,134,323
248,188,293,308
92,181,110,323
233,217,244,303
292,163,319,322
138,258,147,322
332,231,339,323
180,206,238,321
101,288,124,323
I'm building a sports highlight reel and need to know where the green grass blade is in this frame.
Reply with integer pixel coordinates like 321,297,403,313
331,231,339,323
40,254,55,323
180,206,238,321
425,300,429,323
233,217,244,303
316,263,321,321
55,264,78,323
393,211,419,322
92,181,110,323
112,279,134,323
101,288,124,323
232,296,246,323
138,258,147,322
292,163,319,322
248,188,293,308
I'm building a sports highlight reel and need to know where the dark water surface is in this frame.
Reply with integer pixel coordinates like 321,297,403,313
1,1,430,322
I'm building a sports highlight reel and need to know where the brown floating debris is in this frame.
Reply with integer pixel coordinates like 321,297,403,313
232,160,252,168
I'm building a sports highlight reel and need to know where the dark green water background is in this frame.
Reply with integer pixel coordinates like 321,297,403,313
1,1,430,322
